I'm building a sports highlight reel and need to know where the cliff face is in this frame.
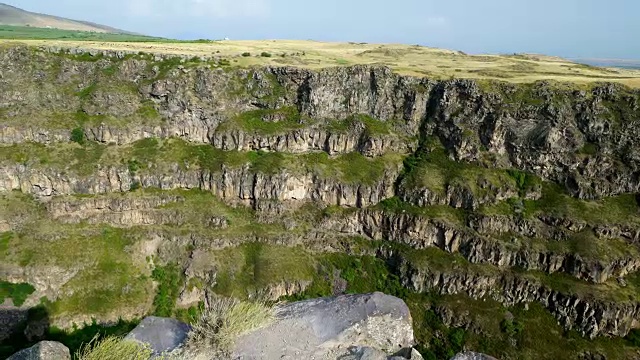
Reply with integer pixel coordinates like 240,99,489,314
1,45,640,346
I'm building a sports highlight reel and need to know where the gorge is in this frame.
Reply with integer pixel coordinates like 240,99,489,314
1,44,640,359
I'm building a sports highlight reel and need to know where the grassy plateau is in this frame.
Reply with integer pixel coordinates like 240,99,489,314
1,35,640,87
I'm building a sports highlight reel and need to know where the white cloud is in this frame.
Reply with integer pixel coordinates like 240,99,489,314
126,0,270,19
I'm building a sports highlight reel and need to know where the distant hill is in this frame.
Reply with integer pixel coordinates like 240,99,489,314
0,2,131,33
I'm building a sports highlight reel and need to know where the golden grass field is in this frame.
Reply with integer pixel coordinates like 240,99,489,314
3,39,640,87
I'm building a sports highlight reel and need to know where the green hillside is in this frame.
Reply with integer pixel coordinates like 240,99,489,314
0,24,169,42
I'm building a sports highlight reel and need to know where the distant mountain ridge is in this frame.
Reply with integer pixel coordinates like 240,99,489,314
0,2,132,33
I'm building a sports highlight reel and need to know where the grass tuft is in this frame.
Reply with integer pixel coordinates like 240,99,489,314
75,336,153,360
186,297,274,355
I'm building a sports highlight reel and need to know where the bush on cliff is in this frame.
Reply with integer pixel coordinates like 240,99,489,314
70,127,85,145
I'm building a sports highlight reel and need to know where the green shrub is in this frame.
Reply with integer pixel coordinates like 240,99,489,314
129,181,141,192
500,318,524,337
626,329,640,347
506,169,537,195
241,52,251,57
260,52,272,58
71,128,85,145
127,160,140,174
186,297,274,356
75,336,152,360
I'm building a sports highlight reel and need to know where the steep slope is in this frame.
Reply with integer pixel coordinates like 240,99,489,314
0,3,129,33
1,45,640,359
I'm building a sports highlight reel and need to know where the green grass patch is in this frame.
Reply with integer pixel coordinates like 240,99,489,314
219,107,303,135
482,181,639,227
0,231,12,253
0,280,35,306
326,114,392,135
126,138,247,172
0,25,169,42
211,243,316,298
506,169,540,195
425,294,639,360
175,302,204,324
71,142,107,176
401,138,519,197
151,263,184,317
286,247,408,301
0,141,106,176
76,83,97,100
101,64,119,76
375,197,467,225
2,135,399,184
135,102,161,120
158,188,253,227
521,184,639,224
248,151,285,174
399,245,498,275
2,226,152,319
303,151,399,185
334,152,386,184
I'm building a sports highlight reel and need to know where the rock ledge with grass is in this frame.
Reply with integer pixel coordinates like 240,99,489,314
110,292,421,359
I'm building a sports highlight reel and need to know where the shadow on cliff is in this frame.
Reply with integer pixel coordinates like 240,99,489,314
0,306,138,358
0,305,50,359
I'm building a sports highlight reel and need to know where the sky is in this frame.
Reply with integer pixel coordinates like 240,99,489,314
6,0,640,59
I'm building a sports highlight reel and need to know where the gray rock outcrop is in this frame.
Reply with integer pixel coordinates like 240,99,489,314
125,316,191,356
6,341,70,360
231,292,415,359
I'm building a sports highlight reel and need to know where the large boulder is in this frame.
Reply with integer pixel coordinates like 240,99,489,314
7,341,70,360
124,316,191,355
232,292,416,359
450,352,498,360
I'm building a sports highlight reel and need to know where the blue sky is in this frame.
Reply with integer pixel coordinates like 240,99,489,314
7,0,639,59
